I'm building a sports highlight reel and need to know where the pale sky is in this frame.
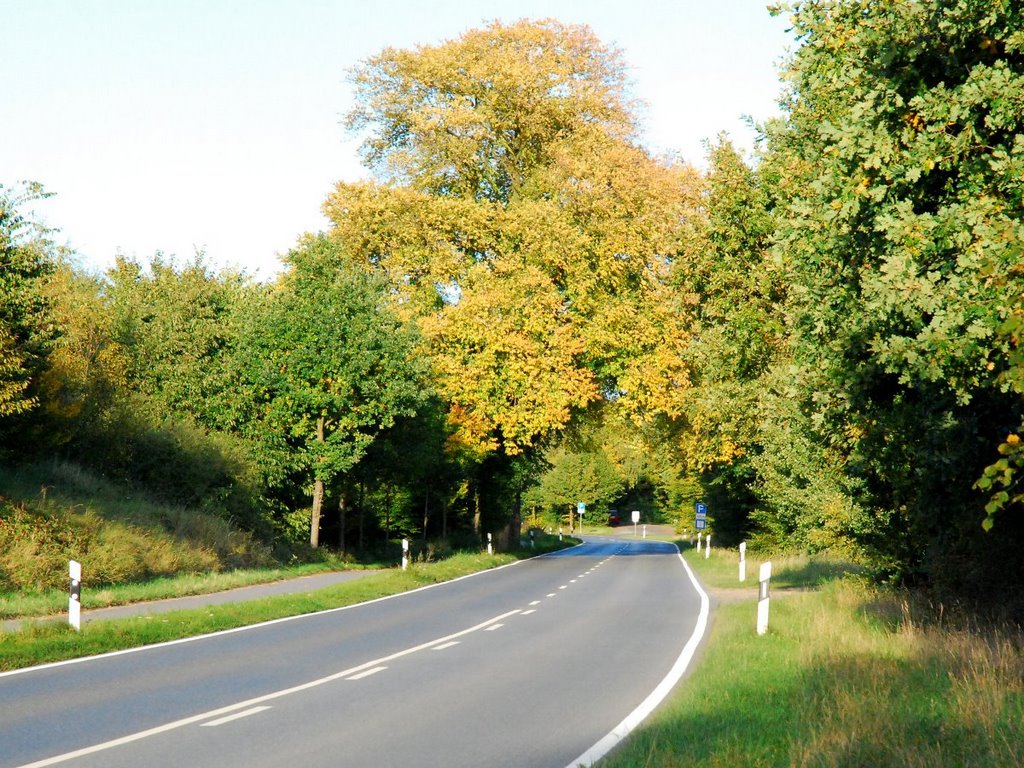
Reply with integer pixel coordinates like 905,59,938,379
3,0,793,280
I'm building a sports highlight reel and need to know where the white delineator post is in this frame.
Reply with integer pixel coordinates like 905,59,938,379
69,560,82,631
739,541,747,582
487,532,493,555
401,538,409,571
705,535,711,559
696,531,703,553
757,561,772,635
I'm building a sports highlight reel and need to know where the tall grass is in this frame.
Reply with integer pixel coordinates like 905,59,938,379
598,545,1024,767
0,460,275,593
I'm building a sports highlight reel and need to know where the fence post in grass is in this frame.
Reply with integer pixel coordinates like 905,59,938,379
705,535,711,559
757,561,772,635
402,538,409,571
69,560,82,631
487,532,493,555
739,542,747,582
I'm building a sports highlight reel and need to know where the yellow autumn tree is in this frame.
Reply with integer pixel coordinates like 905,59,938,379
324,19,700,453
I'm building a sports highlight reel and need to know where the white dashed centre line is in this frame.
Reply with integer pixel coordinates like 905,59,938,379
200,707,271,728
433,641,460,651
347,666,387,681
522,609,536,615
485,624,503,631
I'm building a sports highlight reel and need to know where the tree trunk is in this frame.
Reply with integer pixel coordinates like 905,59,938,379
422,492,429,543
338,493,347,553
472,483,481,541
358,479,365,553
310,415,326,549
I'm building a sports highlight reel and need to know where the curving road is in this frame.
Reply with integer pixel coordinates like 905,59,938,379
0,538,708,768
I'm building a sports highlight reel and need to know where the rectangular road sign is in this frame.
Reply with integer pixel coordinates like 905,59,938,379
695,502,707,519
695,518,707,530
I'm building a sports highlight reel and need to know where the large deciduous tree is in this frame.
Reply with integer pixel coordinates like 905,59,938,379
242,235,427,548
764,0,1024,595
324,19,699,455
0,183,56,429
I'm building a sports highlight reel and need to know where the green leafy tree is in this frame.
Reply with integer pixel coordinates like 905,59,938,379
0,182,56,425
241,235,428,548
763,0,1024,596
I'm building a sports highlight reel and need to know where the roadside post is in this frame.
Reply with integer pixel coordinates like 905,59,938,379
642,524,647,539
487,532,493,555
631,510,640,537
69,560,82,631
705,535,711,559
402,539,409,571
757,561,772,635
530,529,536,549
696,531,703,553
577,502,585,535
739,541,747,582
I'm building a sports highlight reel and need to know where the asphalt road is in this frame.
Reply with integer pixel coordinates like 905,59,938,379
0,537,708,768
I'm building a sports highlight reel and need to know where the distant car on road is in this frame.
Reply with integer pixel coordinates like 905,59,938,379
607,510,620,527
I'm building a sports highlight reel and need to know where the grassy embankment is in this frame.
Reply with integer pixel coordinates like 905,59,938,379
598,544,1024,768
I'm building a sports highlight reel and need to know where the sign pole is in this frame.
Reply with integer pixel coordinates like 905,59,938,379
631,510,640,537
739,542,747,582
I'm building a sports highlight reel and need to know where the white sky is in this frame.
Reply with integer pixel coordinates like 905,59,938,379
3,0,793,280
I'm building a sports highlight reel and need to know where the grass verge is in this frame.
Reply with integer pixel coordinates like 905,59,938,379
597,543,1024,768
0,560,369,620
0,550,523,672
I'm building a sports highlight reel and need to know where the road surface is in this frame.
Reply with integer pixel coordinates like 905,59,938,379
0,537,708,768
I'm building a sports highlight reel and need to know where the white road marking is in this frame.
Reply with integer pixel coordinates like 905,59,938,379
546,593,556,598
565,544,711,768
522,610,536,616
15,609,521,768
200,706,271,727
529,600,540,606
485,624,503,631
432,641,460,651
346,666,387,681
559,585,568,590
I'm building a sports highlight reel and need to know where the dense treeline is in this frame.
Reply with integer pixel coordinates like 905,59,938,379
2,4,1022,613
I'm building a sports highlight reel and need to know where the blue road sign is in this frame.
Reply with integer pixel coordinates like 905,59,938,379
695,502,707,518
695,518,707,530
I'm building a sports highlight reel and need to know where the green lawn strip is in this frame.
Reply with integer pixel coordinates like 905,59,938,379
0,551,518,672
598,546,1024,767
0,561,371,620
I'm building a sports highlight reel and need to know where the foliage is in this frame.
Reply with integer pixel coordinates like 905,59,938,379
757,0,1024,594
327,19,700,455
0,182,56,425
239,235,428,546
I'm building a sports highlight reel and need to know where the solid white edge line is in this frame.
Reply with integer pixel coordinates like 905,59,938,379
0,541,587,681
564,544,711,768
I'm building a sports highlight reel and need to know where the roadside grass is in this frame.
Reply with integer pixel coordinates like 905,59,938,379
0,461,276,594
0,550,523,672
0,560,371,620
598,545,1024,768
